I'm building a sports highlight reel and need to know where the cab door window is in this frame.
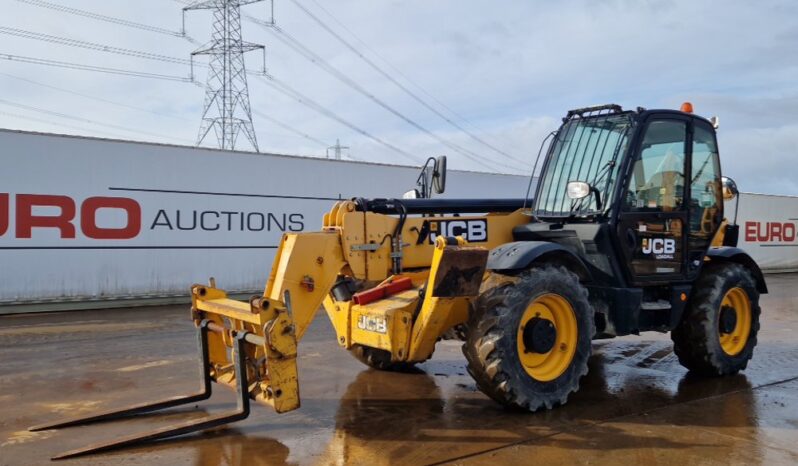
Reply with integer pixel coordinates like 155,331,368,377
689,123,723,239
624,120,687,212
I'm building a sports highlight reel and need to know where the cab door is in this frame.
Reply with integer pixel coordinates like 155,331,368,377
685,120,723,278
616,117,690,284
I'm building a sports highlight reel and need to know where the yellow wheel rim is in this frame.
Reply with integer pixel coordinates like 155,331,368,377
516,293,578,382
718,287,752,356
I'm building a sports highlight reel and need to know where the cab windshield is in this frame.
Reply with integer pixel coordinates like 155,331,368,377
533,113,633,218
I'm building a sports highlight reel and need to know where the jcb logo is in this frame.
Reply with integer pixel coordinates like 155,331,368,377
642,238,676,258
428,219,488,244
357,315,387,334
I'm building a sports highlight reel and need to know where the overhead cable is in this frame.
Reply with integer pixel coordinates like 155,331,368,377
247,17,516,172
0,98,192,143
0,53,195,83
15,0,193,40
0,71,193,122
258,74,422,164
293,0,529,167
0,26,191,65
0,109,136,141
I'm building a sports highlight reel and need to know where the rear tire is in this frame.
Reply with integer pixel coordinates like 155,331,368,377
671,263,760,376
349,345,418,372
463,266,595,411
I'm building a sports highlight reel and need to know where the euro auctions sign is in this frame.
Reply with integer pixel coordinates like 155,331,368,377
728,193,798,272
0,194,142,240
0,192,306,243
743,221,798,243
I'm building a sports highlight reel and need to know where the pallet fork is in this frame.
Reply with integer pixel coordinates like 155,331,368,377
30,318,259,460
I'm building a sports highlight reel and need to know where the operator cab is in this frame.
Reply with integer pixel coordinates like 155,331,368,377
520,104,725,284
509,103,758,336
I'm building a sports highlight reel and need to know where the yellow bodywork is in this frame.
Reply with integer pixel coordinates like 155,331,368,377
190,201,526,413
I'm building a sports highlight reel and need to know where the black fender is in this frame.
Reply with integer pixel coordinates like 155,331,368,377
705,247,768,293
487,241,593,282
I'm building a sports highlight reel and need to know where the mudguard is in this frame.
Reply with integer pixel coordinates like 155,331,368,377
706,246,768,293
487,241,592,281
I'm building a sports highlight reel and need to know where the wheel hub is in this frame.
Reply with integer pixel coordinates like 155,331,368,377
719,305,737,334
516,293,578,382
718,287,752,356
523,317,557,354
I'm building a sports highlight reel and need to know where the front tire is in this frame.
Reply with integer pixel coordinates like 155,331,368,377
463,266,595,411
671,263,761,376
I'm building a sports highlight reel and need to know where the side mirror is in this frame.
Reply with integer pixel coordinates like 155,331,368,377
566,181,591,200
432,155,447,194
403,189,421,199
567,181,602,210
721,176,738,201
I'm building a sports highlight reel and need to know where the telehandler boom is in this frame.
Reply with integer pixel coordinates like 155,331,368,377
34,103,767,460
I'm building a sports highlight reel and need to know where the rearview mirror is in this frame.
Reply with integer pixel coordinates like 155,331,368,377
566,181,591,200
721,176,738,201
433,155,447,194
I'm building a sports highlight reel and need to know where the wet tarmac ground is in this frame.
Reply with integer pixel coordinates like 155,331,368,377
1,274,797,465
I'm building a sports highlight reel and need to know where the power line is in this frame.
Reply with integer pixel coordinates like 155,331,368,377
12,0,525,171
0,110,138,141
253,110,363,161
0,27,266,82
0,27,224,84
0,53,195,82
252,109,329,148
0,72,193,122
0,98,192,144
0,50,416,162
0,73,339,155
1,72,335,151
0,26,191,65
14,0,195,41
305,0,530,158
250,19,514,172
291,0,529,167
258,19,503,170
0,9,423,163
258,74,422,163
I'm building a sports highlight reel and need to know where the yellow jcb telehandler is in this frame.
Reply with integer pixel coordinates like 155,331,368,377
34,103,767,459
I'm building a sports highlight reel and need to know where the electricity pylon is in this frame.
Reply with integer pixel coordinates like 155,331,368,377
184,0,265,152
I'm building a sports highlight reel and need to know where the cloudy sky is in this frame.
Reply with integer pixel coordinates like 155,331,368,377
1,0,796,194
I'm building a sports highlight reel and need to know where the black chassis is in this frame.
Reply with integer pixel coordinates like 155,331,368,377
487,106,767,338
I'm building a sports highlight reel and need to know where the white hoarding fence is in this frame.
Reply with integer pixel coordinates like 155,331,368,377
0,129,529,309
726,193,798,272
